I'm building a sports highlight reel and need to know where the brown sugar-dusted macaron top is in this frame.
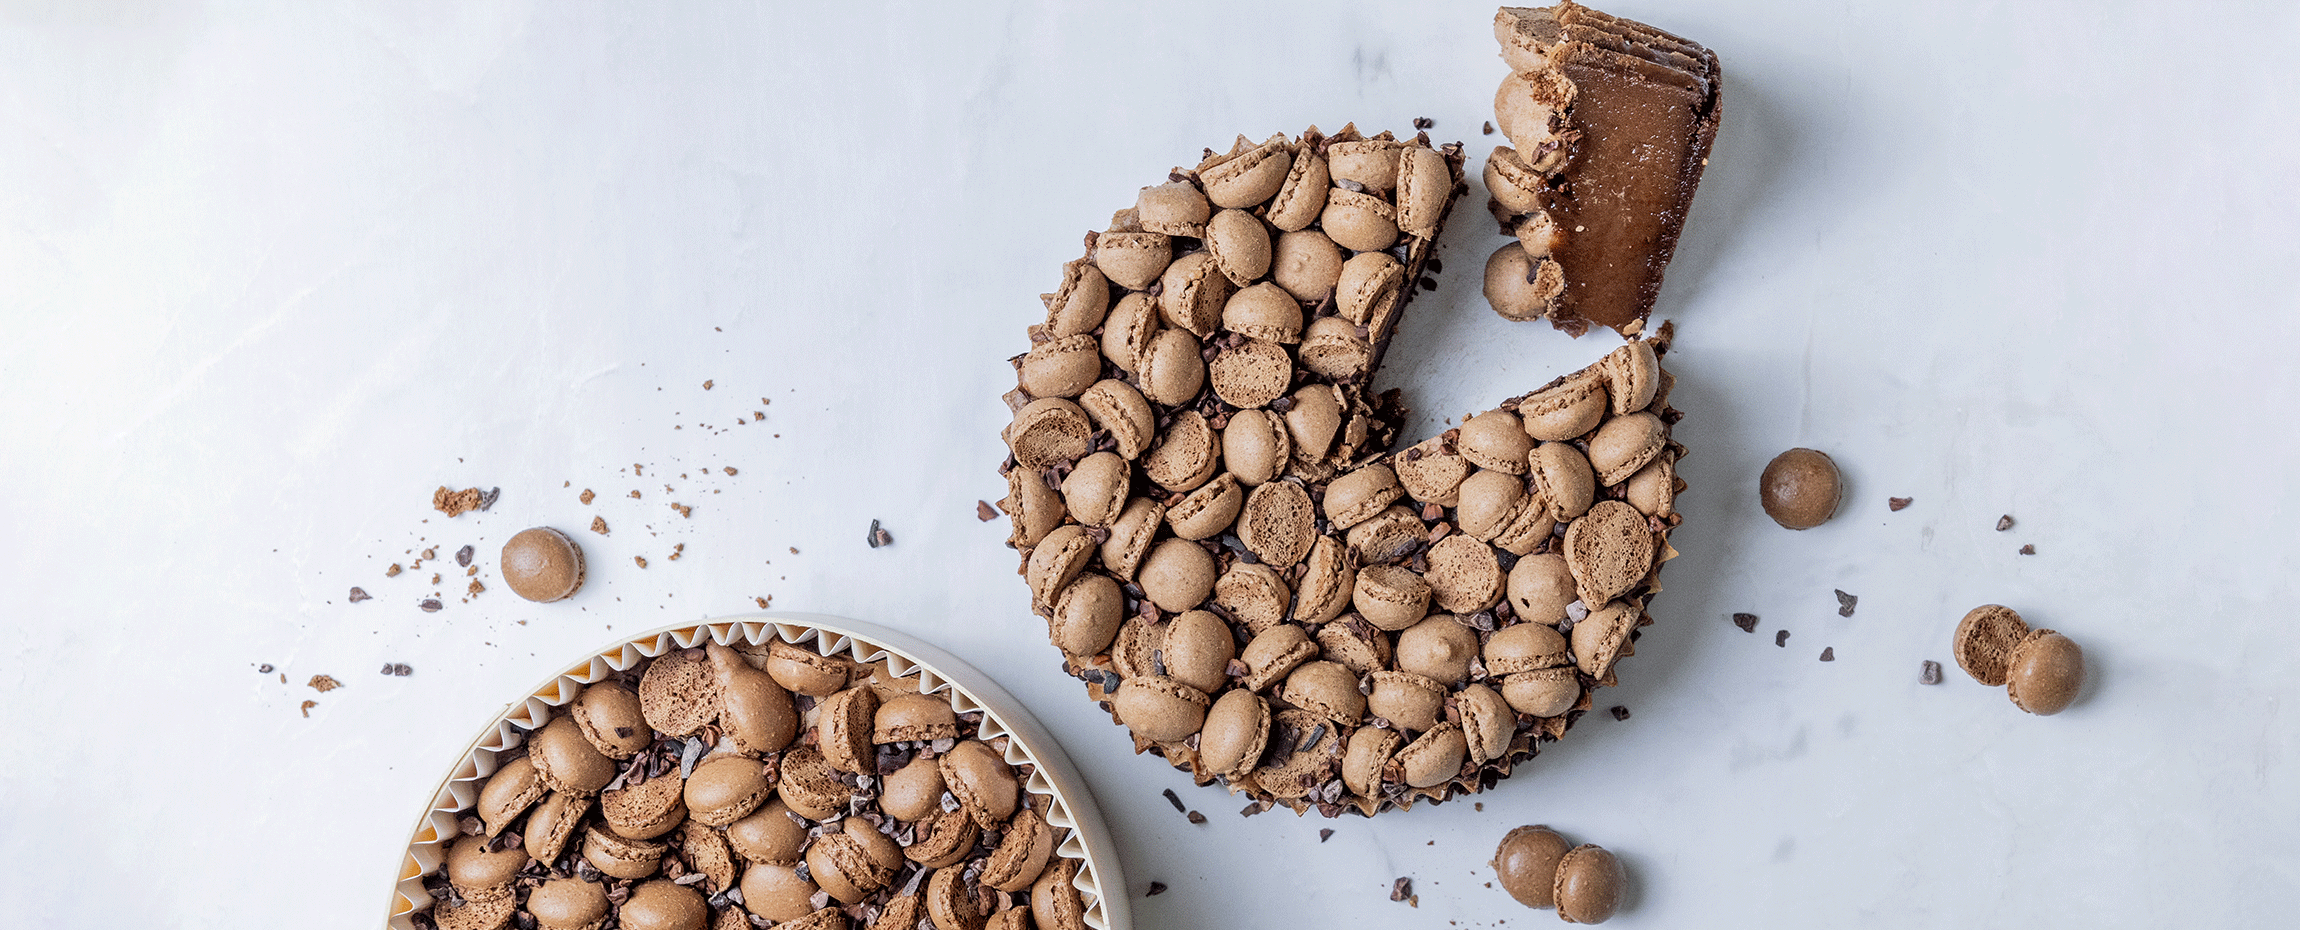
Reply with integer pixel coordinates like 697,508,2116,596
1760,447,1843,530
501,527,586,603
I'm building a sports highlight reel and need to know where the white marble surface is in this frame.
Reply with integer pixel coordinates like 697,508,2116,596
4,1,2298,927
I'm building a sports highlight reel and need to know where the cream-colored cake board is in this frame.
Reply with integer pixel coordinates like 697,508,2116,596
388,612,1130,930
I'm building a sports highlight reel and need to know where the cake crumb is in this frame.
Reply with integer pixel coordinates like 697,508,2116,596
433,486,483,517
1889,496,1913,511
1186,810,1206,824
754,596,772,609
430,573,441,585
702,379,714,390
468,579,485,596
580,489,596,504
421,548,436,561
671,502,693,518
629,490,642,499
308,675,342,693
668,543,685,561
465,565,477,577
1482,121,1495,135
591,517,609,535
789,547,799,555
300,700,318,718
386,564,402,577
635,556,648,569
348,587,372,603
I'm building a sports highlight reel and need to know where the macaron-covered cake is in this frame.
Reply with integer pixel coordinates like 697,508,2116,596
412,634,1091,930
998,127,1689,815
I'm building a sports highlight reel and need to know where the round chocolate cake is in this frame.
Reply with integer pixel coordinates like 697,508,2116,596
997,126,1686,816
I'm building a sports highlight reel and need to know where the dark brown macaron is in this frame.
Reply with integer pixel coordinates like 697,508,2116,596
1493,824,1574,909
2006,630,2084,715
501,527,586,602
1554,843,1626,924
1759,448,1842,530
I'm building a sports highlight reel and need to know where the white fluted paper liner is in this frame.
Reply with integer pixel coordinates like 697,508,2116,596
389,612,1130,930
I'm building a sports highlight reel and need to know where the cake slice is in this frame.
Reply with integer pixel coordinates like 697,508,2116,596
1483,2,1722,336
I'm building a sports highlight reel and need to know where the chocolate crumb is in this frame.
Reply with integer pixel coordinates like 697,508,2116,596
300,699,317,717
1997,514,2015,531
868,519,893,549
629,490,641,499
1146,882,1167,897
976,500,999,522
1609,705,1630,721
1774,629,1789,647
1920,660,1943,685
468,579,485,595
1732,612,1758,633
1819,647,1835,662
1482,120,1495,135
430,573,442,585
257,663,274,674
580,489,596,505
635,556,648,569
1319,829,1334,843
724,466,738,475
1391,877,1412,902
386,563,402,577
702,379,714,390
1413,116,1433,130
1162,788,1186,813
349,587,372,603
2019,544,2036,555
671,502,692,518
392,663,413,676
1889,497,1913,512
455,545,474,567
433,486,485,517
591,516,609,535
1186,810,1206,824
1240,803,1259,817
1835,589,1858,617
667,543,684,561
754,596,772,609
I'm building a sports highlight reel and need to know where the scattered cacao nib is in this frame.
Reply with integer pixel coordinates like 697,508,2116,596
1889,497,1912,512
1609,705,1630,721
1920,660,1943,685
455,545,474,567
1146,882,1168,897
1390,877,1412,902
1319,828,1334,843
1997,514,2016,531
1732,612,1758,633
1186,810,1206,824
348,587,371,603
1412,116,1433,129
1775,630,1790,647
2019,544,2036,555
477,487,500,510
1819,647,1835,662
257,663,274,674
976,500,1000,521
868,519,893,549
1162,788,1186,813
419,598,443,612
1482,120,1495,135
393,663,413,676
1835,590,1858,617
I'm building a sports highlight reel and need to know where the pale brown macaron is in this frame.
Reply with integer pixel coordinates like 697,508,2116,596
1137,537,1217,613
1342,725,1403,799
1267,146,1331,232
1460,409,1535,475
1281,659,1366,726
1111,674,1212,743
806,817,901,904
873,692,960,744
638,648,722,738
775,745,850,821
878,754,947,823
1397,615,1480,686
1493,824,1574,909
739,862,819,923
1425,534,1505,614
762,638,850,696
1254,708,1345,799
1238,478,1318,568
430,885,517,930
521,791,590,864
1002,464,1066,550
444,832,530,894
476,754,545,837
1565,500,1655,609
676,820,736,894
1367,670,1446,733
1587,411,1669,487
1397,720,1468,789
1079,379,1155,460
529,715,616,797
1347,505,1426,565
580,823,666,880
1212,561,1291,633
725,798,808,865
815,685,880,774
1571,601,1642,681
1050,574,1124,659
683,755,772,827
1759,447,1843,530
1952,604,2032,687
1161,609,1237,695
1238,623,1317,693
2006,630,2085,716
708,642,798,755
1041,259,1110,338
1223,283,1308,348
598,768,686,840
526,877,610,930
1354,563,1433,632
1198,688,1273,778
1199,133,1294,208
982,806,1059,893
1324,463,1405,530
569,680,652,760
1166,473,1244,541
940,738,1021,828
502,527,586,603
905,809,980,869
1555,844,1626,924
618,879,707,930
1100,497,1165,580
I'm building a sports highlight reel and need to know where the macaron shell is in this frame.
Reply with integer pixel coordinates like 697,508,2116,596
1267,148,1331,231
477,754,545,837
940,739,1021,828
599,769,688,840
521,791,591,864
581,823,667,880
1554,844,1626,924
619,880,707,930
637,649,722,738
431,884,518,930
684,755,772,827
1239,479,1318,568
532,715,617,797
773,746,849,821
1252,708,1344,798
501,527,586,603
904,809,980,869
1110,674,1211,744
1041,259,1110,338
570,680,653,760
1199,133,1292,208
1001,465,1067,550
1564,500,1655,608
1211,562,1291,633
1398,721,1468,789
817,685,881,774
982,807,1058,892
711,644,799,755
1292,536,1356,625
1492,824,1573,909
737,863,818,922
677,822,738,895
445,833,531,892
526,878,610,930
2006,629,2084,715
1342,725,1404,799
1953,604,2032,687
1197,689,1273,778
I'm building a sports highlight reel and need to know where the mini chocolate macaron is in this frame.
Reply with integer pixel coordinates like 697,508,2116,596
581,823,667,880
1112,674,1212,743
569,680,653,760
599,768,687,840
940,738,1021,828
1554,844,1626,924
1493,824,1574,909
708,642,798,754
981,807,1059,892
1759,448,1842,530
905,809,980,869
526,877,610,930
739,863,820,923
530,715,616,797
476,754,545,837
2006,629,2085,716
815,685,880,774
805,817,902,904
725,798,808,865
501,527,586,602
879,753,948,823
683,755,772,827
763,639,851,696
617,879,707,930
637,648,722,738
445,832,530,894
1032,857,1089,930
521,791,590,864
873,692,961,744
1196,689,1273,778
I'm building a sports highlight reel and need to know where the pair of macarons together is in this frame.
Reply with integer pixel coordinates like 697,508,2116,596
1493,824,1626,924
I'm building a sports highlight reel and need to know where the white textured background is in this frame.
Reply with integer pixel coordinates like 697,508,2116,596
4,1,2296,927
